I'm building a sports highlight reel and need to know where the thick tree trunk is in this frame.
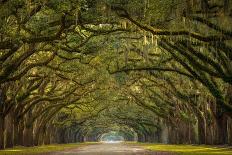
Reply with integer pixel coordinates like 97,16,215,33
66,129,70,143
76,132,84,143
197,113,206,144
23,109,36,147
5,112,14,148
228,118,232,145
139,134,145,142
33,120,45,146
13,119,19,146
34,122,48,146
18,120,24,146
39,127,47,145
154,130,160,143
0,86,6,149
190,123,197,144
160,124,168,143
205,119,214,144
215,113,228,144
144,134,148,142
33,126,41,146
43,127,51,145
74,131,80,142
227,85,232,145
69,130,75,143
168,126,176,144
0,115,5,149
214,102,228,145
23,124,34,147
23,111,34,147
75,132,80,142
57,128,66,144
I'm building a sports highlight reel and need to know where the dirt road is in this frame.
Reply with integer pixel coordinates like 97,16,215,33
46,142,172,155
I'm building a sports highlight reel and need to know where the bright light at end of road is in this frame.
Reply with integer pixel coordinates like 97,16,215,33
102,140,124,143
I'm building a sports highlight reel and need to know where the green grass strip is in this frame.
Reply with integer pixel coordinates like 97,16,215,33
0,142,97,155
134,143,232,155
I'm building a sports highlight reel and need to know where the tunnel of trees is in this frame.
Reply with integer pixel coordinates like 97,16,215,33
0,0,232,149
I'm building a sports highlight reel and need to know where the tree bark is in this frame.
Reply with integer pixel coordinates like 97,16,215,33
215,105,228,144
43,126,51,145
23,111,34,147
23,124,34,147
228,118,232,145
33,126,42,146
57,128,66,144
205,118,214,144
5,111,14,148
0,86,6,149
13,118,19,146
18,120,24,146
197,113,206,144
0,115,5,149
74,130,80,142
227,84,232,145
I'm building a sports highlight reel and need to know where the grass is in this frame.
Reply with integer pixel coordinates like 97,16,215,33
0,142,97,155
133,143,232,155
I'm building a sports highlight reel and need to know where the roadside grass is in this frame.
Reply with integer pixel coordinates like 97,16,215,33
132,143,232,155
0,142,97,155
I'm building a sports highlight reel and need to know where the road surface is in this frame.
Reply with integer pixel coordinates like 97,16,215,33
45,142,172,155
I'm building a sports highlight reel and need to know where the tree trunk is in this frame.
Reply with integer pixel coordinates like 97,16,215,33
23,111,34,147
214,102,228,145
33,126,42,146
161,124,169,144
23,124,34,147
226,85,232,145
0,86,6,149
0,115,5,149
205,119,214,144
33,120,42,146
168,126,176,144
228,118,232,145
18,120,24,146
156,128,162,143
215,113,228,144
197,113,206,144
77,132,84,143
5,112,14,148
23,109,35,147
43,126,51,145
38,127,46,146
33,119,45,146
74,131,80,142
75,132,80,142
190,122,197,144
13,119,19,146
58,128,66,144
